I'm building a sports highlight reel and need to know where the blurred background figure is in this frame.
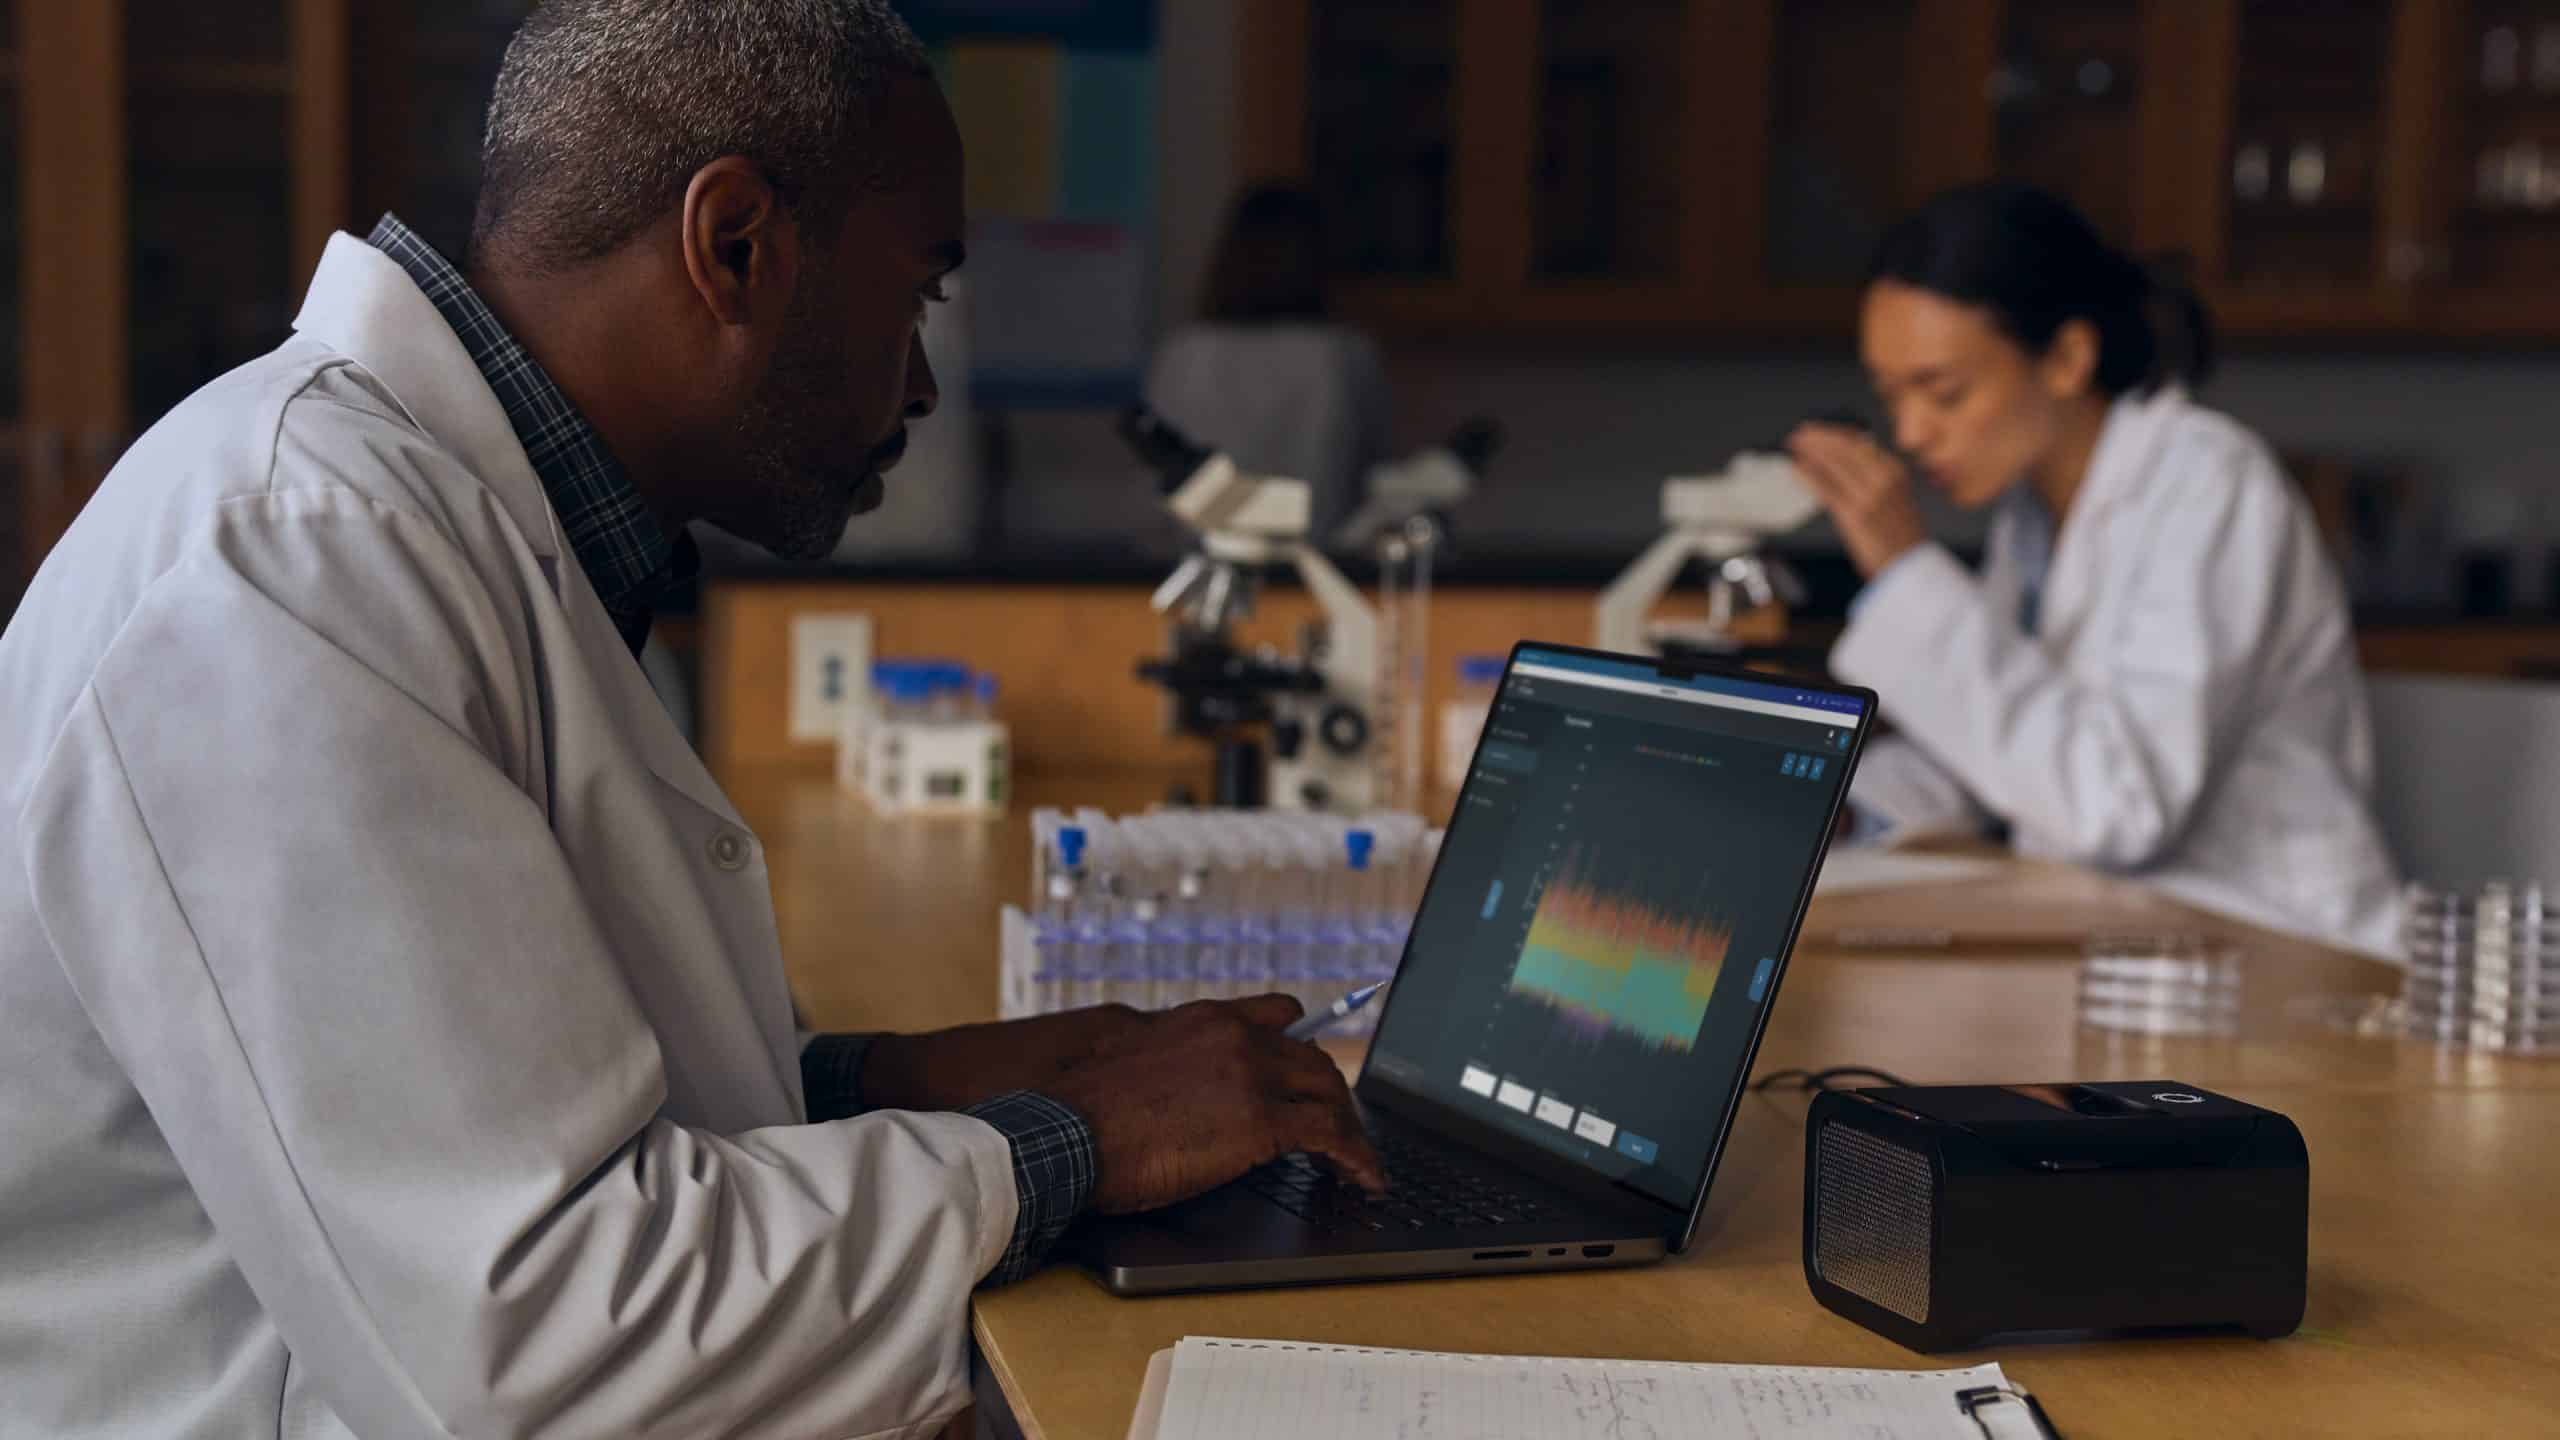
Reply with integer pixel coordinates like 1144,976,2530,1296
1143,184,1391,543
1791,183,2400,957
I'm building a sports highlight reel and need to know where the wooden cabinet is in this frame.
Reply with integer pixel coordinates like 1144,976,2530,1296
126,0,349,423
5,0,354,612
1,8,19,615
1240,0,1996,338
349,1,532,264
1239,0,2560,343
2171,0,2560,339
1713,0,1998,336
2207,3,2398,324
1991,1,2147,250
2408,0,2560,334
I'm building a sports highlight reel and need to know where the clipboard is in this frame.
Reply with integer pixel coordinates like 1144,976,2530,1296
1957,1380,2069,1438
1125,1338,2067,1440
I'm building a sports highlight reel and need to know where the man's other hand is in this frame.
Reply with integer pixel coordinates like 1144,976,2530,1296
1042,995,1386,1215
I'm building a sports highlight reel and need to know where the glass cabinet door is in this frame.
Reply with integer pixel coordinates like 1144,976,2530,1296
1991,0,2144,246
2221,0,2394,294
1531,0,1687,284
125,0,299,429
1309,1,1460,281
353,1,531,264
1762,0,1924,286
2442,1,2560,301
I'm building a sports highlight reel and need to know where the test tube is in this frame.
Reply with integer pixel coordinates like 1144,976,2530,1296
1264,825,1310,1004
1191,823,1238,1006
1118,890,1160,1011
1033,825,1087,1017
1323,829,1375,1021
1066,826,1114,1011
1126,827,1178,1012
1232,822,1283,1004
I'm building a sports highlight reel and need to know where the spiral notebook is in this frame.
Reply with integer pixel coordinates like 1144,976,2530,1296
1127,1337,2063,1440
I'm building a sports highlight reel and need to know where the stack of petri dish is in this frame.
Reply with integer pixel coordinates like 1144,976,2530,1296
2402,883,2557,1055
2078,933,2244,1037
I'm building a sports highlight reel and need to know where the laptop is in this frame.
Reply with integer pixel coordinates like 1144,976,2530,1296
1077,641,1876,1295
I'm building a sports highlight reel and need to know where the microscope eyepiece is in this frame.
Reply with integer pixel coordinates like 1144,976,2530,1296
1445,417,1503,474
1773,407,1885,453
1119,403,1216,494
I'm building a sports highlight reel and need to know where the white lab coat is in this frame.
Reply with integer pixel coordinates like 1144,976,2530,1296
1835,387,2404,959
0,236,1017,1439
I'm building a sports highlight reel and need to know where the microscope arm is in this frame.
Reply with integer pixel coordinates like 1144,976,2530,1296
1594,529,1707,655
1294,544,1379,705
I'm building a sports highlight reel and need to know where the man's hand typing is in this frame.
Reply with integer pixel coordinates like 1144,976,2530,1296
1040,995,1386,1215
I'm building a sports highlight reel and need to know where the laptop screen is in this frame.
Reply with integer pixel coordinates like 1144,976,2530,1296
1362,645,1868,1209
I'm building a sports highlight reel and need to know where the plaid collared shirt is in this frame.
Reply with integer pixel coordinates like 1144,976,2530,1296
366,215,694,656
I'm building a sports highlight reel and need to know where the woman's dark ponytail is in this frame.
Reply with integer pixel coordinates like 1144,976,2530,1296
1869,182,2215,397
2130,253,2215,393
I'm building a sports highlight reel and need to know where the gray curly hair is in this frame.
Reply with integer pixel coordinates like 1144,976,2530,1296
471,0,931,273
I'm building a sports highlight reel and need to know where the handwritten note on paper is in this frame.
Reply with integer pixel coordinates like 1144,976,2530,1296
1149,1337,2024,1440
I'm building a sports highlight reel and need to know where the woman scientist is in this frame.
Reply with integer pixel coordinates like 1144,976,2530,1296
1145,184,1390,542
1790,182,2401,957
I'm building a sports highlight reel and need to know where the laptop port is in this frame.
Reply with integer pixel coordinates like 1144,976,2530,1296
1471,1249,1531,1261
1582,1244,1616,1259
1548,1248,1566,1256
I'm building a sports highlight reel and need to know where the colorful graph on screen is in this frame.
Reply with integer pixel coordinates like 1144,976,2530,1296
1508,850,1731,1052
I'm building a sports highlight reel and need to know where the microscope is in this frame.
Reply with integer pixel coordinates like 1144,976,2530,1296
1121,405,1383,812
1593,449,1824,658
1329,419,1500,555
1331,418,1500,809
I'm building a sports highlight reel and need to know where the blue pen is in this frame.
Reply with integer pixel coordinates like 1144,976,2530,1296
1285,982,1387,1041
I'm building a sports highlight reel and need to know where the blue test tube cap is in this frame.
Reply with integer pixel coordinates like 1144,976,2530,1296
1345,829,1375,870
1457,655,1507,685
975,673,1000,705
1057,825,1088,869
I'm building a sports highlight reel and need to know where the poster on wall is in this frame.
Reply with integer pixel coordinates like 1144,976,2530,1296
903,0,1157,409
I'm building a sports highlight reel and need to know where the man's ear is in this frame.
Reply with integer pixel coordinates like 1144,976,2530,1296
679,157,797,328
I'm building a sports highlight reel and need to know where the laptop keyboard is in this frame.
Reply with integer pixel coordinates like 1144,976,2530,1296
1242,1131,1559,1233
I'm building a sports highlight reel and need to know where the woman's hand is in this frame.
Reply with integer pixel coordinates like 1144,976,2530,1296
1788,422,1929,580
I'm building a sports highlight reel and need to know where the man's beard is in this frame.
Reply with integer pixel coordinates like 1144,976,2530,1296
731,297,869,563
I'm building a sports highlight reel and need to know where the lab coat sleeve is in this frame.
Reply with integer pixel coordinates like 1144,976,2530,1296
20,485,1016,1440
1829,467,2289,868
1844,735,1992,844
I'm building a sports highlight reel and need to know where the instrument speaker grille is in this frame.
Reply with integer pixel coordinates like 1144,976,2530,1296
1812,1119,1935,1323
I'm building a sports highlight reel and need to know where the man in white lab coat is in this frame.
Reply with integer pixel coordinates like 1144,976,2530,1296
0,4,1379,1437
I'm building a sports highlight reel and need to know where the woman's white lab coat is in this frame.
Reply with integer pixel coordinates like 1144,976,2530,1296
0,236,1015,1438
1834,387,2403,959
